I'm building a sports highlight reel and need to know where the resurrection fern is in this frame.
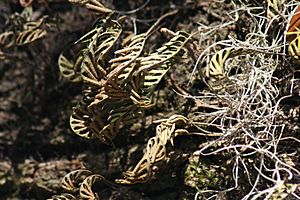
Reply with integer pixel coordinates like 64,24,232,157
68,30,191,144
48,0,300,199
80,19,122,85
15,16,52,45
92,20,122,63
203,47,256,79
81,49,107,86
105,10,179,98
61,3,190,144
58,0,196,189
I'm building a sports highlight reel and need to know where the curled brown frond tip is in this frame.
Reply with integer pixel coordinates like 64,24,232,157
68,0,113,15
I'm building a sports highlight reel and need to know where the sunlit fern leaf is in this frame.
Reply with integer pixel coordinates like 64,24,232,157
98,32,190,147
90,106,119,144
202,47,256,81
135,31,191,95
0,31,15,48
58,53,82,82
70,108,93,139
204,47,233,79
58,24,108,83
79,175,103,200
68,0,113,15
61,169,92,192
105,13,179,95
15,28,47,45
50,193,77,200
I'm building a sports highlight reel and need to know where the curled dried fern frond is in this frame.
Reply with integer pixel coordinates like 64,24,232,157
60,19,121,85
116,115,190,184
70,89,135,144
79,174,109,200
61,169,92,193
54,169,116,200
77,19,122,62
